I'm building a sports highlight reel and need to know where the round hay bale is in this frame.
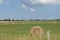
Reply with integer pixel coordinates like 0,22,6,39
31,26,43,36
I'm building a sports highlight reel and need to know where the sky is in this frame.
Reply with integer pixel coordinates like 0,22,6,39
0,0,60,20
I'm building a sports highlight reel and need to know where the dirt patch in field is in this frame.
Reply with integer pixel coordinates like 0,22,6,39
53,21,56,24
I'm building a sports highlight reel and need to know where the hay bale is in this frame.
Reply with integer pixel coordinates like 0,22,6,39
31,26,43,36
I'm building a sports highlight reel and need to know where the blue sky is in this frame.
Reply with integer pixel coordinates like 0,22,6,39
0,0,60,20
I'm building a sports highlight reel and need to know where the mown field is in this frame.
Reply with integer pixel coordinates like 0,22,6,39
0,21,60,40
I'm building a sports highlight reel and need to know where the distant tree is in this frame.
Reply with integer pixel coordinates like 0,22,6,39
3,19,11,21
16,19,20,21
34,19,40,21
29,19,34,21
20,19,25,21
55,19,60,21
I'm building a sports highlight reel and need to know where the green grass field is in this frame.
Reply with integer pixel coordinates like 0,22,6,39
0,21,60,40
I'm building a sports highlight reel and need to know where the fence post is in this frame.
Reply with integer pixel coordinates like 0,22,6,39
47,30,50,40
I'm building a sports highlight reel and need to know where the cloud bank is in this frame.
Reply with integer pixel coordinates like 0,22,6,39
21,0,60,12
21,0,60,7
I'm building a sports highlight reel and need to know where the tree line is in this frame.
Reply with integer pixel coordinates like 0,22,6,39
0,19,60,21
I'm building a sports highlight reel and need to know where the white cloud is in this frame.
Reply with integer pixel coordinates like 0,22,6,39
22,4,36,12
0,0,3,4
22,4,27,9
30,8,36,12
30,0,56,5
21,0,60,7
21,0,60,12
